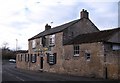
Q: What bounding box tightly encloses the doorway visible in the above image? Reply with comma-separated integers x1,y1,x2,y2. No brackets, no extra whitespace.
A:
40,57,43,69
104,67,108,79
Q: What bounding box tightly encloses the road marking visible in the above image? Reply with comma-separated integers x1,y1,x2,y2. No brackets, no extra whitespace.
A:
4,70,25,81
15,76,25,81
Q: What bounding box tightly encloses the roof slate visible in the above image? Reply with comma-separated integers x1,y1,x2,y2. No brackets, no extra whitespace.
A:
64,28,120,45
28,19,80,40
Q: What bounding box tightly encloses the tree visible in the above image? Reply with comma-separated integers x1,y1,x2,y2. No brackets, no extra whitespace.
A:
2,42,16,59
2,42,9,50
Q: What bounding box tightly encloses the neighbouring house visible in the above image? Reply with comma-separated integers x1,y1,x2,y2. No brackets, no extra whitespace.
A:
16,9,120,80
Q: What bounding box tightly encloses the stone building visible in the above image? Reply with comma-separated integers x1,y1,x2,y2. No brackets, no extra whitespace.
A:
16,9,120,80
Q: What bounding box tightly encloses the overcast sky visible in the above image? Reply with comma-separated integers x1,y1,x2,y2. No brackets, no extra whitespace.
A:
0,0,119,50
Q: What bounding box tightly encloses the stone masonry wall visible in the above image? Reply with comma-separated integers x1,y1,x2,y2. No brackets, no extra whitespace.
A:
43,32,65,73
104,43,120,79
63,42,105,79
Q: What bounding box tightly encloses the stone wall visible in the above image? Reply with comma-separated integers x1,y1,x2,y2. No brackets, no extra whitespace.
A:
63,42,104,78
43,32,65,73
104,43,120,79
16,53,29,70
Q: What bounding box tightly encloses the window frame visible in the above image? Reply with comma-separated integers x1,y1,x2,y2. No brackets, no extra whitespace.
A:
49,34,55,46
49,54,54,64
85,53,91,61
73,44,80,56
47,53,57,65
40,38,42,46
18,54,21,61
112,44,120,51
20,54,22,61
31,54,37,63
25,54,29,62
32,40,36,49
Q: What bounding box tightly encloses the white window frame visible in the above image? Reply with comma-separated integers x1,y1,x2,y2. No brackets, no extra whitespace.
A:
49,54,54,64
32,40,36,48
40,38,42,46
25,54,29,62
49,34,55,46
73,45,80,56
112,44,120,50
31,54,37,63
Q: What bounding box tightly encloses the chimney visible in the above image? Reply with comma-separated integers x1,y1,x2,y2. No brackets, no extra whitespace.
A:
80,9,89,19
45,24,51,30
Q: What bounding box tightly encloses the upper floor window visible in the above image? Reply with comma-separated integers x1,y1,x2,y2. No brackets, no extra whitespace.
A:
40,38,42,46
49,34,55,46
73,45,80,56
32,40,36,48
42,36,46,47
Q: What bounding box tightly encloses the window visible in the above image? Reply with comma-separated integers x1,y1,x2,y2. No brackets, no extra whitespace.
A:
85,53,91,61
49,34,55,46
20,54,23,61
31,54,37,63
47,53,57,65
73,45,80,56
25,54,29,62
40,38,42,46
49,54,54,64
49,38,52,45
32,40,36,48
42,36,46,47
18,54,21,61
112,44,120,50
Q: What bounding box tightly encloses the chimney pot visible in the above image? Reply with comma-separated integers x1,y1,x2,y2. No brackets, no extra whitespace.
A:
80,9,89,19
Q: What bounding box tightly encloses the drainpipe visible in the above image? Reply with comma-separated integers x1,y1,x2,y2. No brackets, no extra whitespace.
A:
103,42,107,79
118,51,120,80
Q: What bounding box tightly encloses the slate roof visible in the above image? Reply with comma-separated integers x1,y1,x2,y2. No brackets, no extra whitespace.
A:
16,50,28,54
64,28,120,45
28,19,80,40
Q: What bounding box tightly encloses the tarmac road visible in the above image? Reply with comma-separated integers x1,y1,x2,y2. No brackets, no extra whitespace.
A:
2,60,118,83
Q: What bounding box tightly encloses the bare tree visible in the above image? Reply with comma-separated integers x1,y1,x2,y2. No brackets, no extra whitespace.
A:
2,42,9,50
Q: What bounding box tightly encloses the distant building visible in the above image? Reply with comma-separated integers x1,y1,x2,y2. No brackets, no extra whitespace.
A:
16,9,120,80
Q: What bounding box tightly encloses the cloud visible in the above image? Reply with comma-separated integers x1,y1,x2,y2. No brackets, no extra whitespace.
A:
0,0,119,50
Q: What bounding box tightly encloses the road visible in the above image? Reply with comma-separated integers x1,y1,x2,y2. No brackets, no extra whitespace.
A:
2,61,118,82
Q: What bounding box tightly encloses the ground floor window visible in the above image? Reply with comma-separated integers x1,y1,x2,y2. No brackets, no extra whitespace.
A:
85,53,91,61
25,54,29,62
20,54,23,61
112,44,120,50
49,54,54,64
47,53,57,65
18,54,21,61
31,54,37,63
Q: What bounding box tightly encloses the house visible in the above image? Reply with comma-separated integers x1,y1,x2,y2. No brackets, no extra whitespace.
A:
16,9,120,80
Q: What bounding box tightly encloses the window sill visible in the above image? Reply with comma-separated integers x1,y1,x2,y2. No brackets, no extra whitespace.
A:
73,54,79,57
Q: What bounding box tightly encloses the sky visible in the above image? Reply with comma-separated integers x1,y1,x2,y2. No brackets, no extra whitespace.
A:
0,0,119,50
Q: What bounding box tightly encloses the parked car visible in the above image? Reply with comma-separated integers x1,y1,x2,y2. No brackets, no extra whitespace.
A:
9,59,16,63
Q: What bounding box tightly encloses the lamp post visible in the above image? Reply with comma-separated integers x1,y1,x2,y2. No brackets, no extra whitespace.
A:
16,39,18,51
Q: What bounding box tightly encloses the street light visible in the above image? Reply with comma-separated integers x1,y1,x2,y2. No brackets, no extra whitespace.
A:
16,39,18,51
